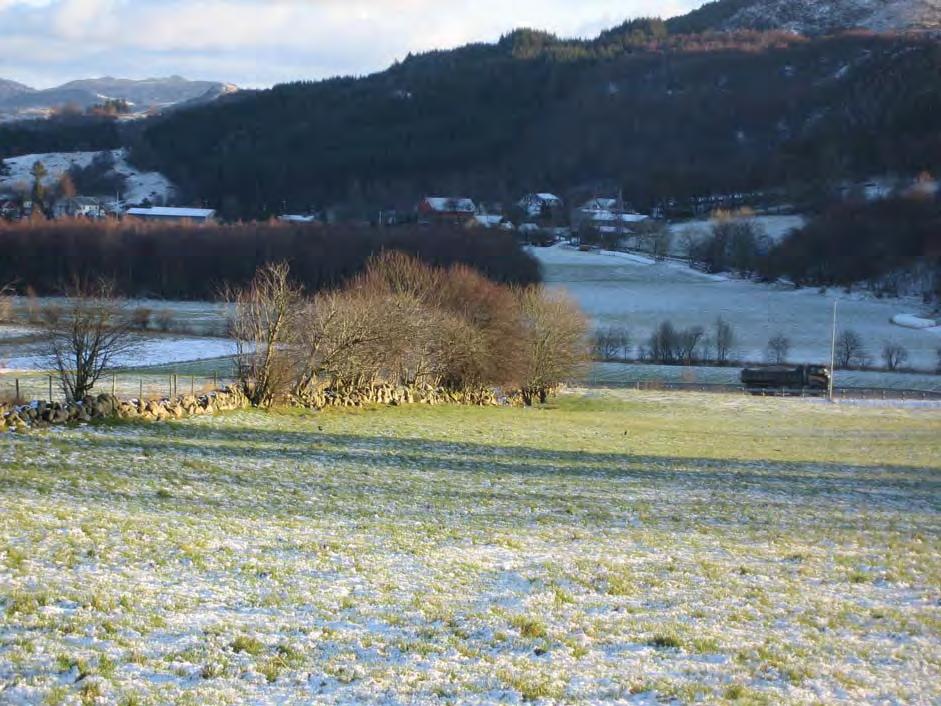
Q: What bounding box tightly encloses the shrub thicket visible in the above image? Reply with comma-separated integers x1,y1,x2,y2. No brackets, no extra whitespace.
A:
230,255,588,407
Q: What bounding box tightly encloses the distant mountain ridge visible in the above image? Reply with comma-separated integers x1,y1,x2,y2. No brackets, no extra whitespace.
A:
0,75,237,119
0,78,34,101
672,0,941,35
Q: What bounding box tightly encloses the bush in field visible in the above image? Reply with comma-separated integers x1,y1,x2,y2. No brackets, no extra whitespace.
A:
690,213,765,276
154,310,174,332
130,307,152,330
835,329,870,370
713,316,736,366
294,253,526,395
881,341,909,371
516,286,590,405
644,320,707,365
232,254,586,407
766,333,791,364
227,262,304,408
0,282,14,323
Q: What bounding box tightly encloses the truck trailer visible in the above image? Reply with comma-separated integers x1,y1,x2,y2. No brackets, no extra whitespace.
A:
740,365,831,393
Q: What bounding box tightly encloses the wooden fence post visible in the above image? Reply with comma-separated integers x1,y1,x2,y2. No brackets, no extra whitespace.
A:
15,378,20,402
48,375,53,402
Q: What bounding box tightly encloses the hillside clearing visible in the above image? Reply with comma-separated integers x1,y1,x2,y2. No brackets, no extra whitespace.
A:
0,149,173,205
1,391,939,704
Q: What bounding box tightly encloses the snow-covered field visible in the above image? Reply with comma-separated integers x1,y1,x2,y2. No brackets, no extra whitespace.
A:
8,297,231,337
0,149,174,205
669,214,807,250
534,245,941,371
0,336,236,374
0,391,938,704
0,323,236,375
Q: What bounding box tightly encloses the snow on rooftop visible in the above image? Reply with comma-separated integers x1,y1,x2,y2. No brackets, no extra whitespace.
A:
423,197,476,213
592,211,649,223
474,215,506,228
127,207,215,219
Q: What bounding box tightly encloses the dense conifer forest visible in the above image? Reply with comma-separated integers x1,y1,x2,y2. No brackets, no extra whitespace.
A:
123,27,941,219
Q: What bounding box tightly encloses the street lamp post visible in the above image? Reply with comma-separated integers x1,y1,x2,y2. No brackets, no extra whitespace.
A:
828,300,838,402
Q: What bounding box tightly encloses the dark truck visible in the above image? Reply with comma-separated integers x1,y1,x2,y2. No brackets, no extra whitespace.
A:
741,365,831,394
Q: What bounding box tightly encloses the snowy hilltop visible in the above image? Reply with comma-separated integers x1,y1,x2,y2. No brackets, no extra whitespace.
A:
690,0,941,35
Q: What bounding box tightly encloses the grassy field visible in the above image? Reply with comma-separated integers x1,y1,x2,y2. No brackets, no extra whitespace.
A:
1,391,939,705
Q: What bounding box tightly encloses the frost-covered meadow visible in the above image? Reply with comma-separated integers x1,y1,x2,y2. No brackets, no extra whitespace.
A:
534,245,941,371
1,391,939,705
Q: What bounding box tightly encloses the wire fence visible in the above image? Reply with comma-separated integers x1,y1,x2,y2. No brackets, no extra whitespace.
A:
3,373,940,406
609,381,941,400
0,372,235,405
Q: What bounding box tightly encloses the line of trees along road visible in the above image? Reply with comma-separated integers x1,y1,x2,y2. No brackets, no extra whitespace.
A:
0,220,540,299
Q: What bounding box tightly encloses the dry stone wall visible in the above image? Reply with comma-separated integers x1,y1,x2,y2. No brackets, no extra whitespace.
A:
0,382,517,431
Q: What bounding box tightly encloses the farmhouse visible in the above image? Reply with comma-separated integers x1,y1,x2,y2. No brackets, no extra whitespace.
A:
417,197,477,225
0,199,19,219
53,196,106,219
126,206,217,224
519,193,563,218
278,214,319,224
576,197,649,233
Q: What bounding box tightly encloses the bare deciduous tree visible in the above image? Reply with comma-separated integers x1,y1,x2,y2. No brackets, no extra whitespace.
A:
294,289,387,393
835,329,870,370
41,279,136,402
592,326,631,362
0,281,13,323
227,262,304,408
881,341,909,371
517,287,590,405
714,316,736,366
766,334,791,364
646,321,679,364
676,325,706,366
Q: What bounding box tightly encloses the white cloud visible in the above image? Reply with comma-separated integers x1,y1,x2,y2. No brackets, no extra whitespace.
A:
0,0,703,87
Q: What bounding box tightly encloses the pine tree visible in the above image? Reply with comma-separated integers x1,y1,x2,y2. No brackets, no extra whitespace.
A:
30,160,48,212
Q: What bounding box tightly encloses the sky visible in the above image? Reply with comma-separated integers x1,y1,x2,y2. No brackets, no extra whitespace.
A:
0,0,704,88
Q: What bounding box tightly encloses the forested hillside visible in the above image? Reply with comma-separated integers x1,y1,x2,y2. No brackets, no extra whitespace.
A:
129,25,941,219
0,116,122,160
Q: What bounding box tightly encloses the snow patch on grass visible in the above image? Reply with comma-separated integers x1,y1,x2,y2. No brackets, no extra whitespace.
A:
0,392,938,704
